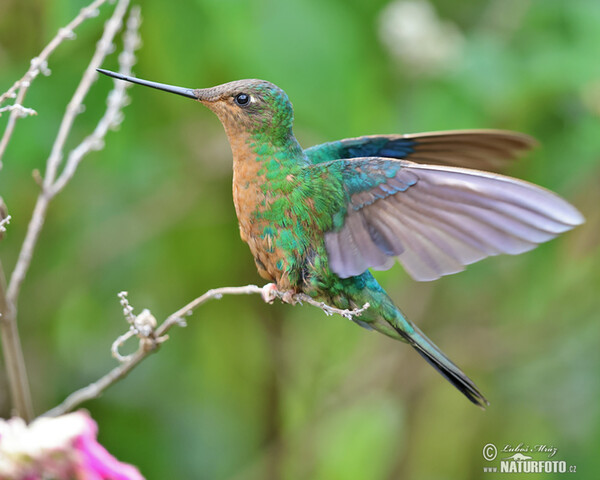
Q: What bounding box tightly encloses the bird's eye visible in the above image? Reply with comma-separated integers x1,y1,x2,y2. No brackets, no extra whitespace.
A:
234,93,250,106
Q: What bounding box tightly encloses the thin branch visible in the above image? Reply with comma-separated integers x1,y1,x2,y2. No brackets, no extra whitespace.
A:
43,284,370,417
42,344,149,418
0,0,137,421
51,5,141,196
0,105,37,118
0,262,33,420
0,215,10,234
42,1,132,193
0,0,110,168
261,285,370,319
0,192,32,419
7,0,132,312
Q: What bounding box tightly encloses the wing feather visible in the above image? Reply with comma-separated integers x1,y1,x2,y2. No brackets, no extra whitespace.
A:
306,129,536,172
323,159,583,281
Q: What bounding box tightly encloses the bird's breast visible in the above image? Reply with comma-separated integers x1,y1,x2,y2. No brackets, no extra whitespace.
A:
230,153,293,287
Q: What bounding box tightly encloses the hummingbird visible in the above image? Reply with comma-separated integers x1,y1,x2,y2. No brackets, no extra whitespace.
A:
97,69,584,407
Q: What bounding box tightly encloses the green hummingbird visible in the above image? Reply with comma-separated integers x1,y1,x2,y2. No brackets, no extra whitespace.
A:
98,69,584,407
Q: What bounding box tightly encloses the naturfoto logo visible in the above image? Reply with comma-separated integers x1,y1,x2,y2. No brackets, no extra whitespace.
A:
482,443,576,474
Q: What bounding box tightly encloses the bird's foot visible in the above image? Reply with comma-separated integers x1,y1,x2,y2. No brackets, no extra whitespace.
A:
261,283,296,304
280,290,296,304
261,283,279,304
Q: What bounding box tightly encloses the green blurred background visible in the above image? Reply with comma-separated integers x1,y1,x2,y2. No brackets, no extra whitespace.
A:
1,0,599,478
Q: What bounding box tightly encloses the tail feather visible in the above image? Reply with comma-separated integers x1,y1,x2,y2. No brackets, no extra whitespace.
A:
339,272,488,407
395,321,488,408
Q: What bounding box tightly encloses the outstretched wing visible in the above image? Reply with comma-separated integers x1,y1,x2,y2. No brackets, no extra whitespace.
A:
320,158,583,281
305,130,536,173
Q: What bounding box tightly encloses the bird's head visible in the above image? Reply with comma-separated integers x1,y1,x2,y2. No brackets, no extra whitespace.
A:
97,70,294,143
195,79,294,139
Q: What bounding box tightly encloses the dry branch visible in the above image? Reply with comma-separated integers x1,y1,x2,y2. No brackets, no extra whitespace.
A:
0,0,140,421
43,284,369,417
0,0,111,168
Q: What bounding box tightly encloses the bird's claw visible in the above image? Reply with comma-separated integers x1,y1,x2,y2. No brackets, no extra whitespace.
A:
280,290,295,304
261,283,296,304
261,283,279,304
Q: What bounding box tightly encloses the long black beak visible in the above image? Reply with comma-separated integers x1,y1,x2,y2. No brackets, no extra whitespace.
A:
97,69,197,99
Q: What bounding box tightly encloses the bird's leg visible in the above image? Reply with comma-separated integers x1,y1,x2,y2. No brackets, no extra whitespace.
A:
261,283,296,304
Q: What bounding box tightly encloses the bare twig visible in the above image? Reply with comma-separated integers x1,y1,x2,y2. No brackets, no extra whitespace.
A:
0,197,9,241
112,291,159,362
7,0,133,316
0,105,37,118
43,284,370,417
51,5,142,196
42,345,147,418
0,262,32,420
0,0,138,421
295,293,370,318
0,215,10,234
0,0,110,168
260,284,370,319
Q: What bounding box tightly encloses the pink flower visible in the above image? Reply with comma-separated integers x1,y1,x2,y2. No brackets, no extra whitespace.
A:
0,410,144,480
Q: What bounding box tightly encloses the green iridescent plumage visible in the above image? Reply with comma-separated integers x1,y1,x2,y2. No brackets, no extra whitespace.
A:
98,69,585,408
